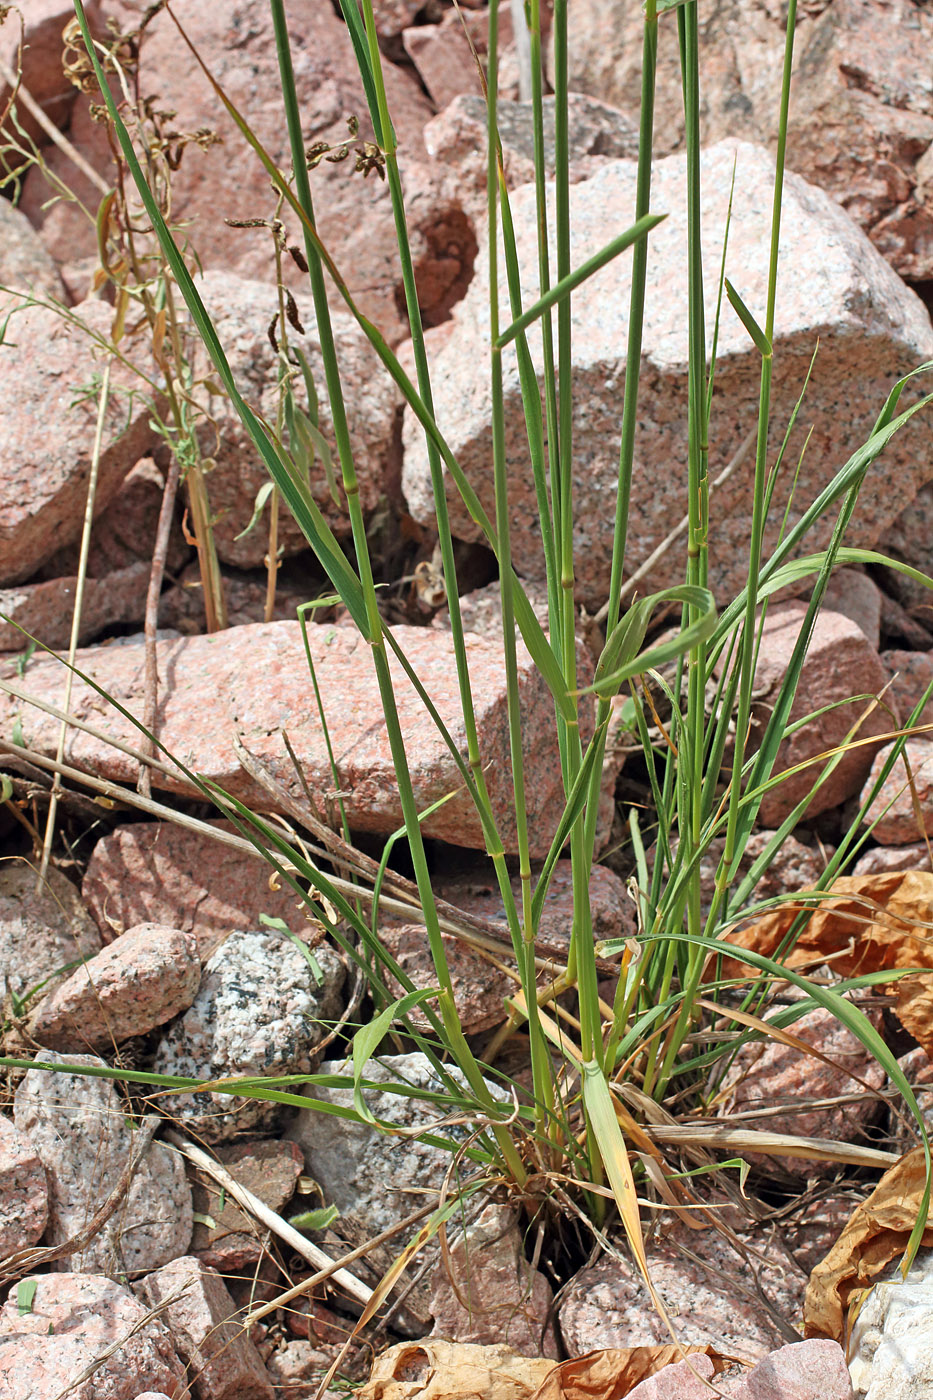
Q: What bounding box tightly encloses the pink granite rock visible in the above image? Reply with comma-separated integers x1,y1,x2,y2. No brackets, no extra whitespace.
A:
189,1139,304,1270
401,142,933,610
1,618,574,857
29,923,201,1052
185,271,396,570
0,1272,185,1400
38,456,189,580
860,738,933,844
380,857,633,1032
822,570,883,651
0,859,102,1005
881,650,933,728
559,1226,802,1365
623,1357,717,1400
852,841,933,875
742,601,890,826
0,562,151,653
0,298,156,585
0,196,65,314
724,1339,853,1399
20,0,434,341
136,1255,274,1400
0,1114,49,1256
0,1,102,143
264,1340,339,1395
558,0,933,281
403,6,511,112
13,1052,193,1275
717,1004,886,1172
82,819,311,960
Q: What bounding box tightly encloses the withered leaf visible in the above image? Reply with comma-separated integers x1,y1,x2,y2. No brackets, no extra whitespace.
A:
804,1145,933,1342
529,1346,725,1400
358,1340,556,1400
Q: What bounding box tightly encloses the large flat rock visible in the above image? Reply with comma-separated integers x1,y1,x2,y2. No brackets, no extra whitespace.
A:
401,141,933,610
1,619,571,856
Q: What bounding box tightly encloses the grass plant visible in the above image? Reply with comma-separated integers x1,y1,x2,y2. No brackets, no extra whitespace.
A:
3,0,933,1351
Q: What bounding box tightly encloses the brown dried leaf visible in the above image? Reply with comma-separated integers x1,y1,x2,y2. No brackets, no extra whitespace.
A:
529,1347,725,1400
358,1340,557,1400
804,1146,933,1341
720,871,933,1053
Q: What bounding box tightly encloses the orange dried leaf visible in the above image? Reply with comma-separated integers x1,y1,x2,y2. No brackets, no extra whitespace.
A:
720,871,933,1052
803,1146,933,1342
529,1346,725,1400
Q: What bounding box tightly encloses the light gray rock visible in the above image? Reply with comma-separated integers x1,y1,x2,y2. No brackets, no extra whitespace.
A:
853,842,933,876
0,860,102,1006
13,1052,193,1275
401,141,933,610
188,270,397,570
0,1272,185,1400
287,1052,505,1237
849,1247,933,1399
29,923,201,1052
152,928,345,1143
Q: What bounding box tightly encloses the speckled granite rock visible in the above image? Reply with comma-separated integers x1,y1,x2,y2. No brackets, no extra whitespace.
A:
136,1256,273,1400
559,1218,804,1365
20,0,434,340
0,1272,185,1400
0,619,573,857
152,928,345,1143
0,1115,49,1256
82,820,309,960
716,1004,886,1174
739,601,889,826
29,923,201,1052
186,271,396,570
0,562,151,653
189,1139,304,1269
0,196,66,316
623,1357,717,1400
860,738,933,844
875,480,933,621
13,1052,193,1275
853,842,933,876
402,142,933,609
849,1247,933,1399
428,1202,558,1357
0,860,102,1005
0,299,156,586
557,0,933,282
725,1340,854,1399
380,857,633,1033
287,1052,506,1237
823,569,883,651
881,650,933,728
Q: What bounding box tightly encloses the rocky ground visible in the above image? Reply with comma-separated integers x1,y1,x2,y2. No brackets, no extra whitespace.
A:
2,1,933,1398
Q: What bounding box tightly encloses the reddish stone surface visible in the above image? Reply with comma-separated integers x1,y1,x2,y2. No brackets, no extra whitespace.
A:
0,562,151,653
0,299,156,586
0,860,102,1005
264,1339,341,1396
82,819,311,960
402,144,933,610
717,1004,886,1169
136,1255,274,1400
380,857,633,1032
852,841,933,875
21,0,435,342
29,922,201,1052
559,0,933,281
13,1052,193,1275
428,1202,558,1357
822,569,882,651
0,1,101,143
0,198,65,313
0,1272,185,1400
0,1114,49,1256
559,1218,805,1364
185,271,397,570
742,601,890,826
623,1357,717,1400
189,1139,304,1270
2,619,574,857
881,649,933,727
723,1339,853,1400
860,737,933,844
